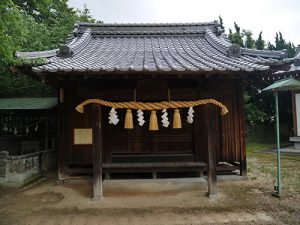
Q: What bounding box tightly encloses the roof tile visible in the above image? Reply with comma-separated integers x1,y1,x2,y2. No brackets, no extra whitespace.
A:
16,22,292,74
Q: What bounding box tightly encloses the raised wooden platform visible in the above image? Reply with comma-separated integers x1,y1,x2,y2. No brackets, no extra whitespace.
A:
103,161,207,173
65,161,239,175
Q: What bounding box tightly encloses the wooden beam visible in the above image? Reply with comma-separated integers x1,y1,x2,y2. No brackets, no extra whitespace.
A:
206,105,217,197
92,104,103,200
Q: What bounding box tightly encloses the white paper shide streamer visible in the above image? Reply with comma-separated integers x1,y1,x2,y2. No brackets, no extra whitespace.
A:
161,109,170,127
137,109,145,126
108,108,119,125
187,107,194,124
14,127,18,135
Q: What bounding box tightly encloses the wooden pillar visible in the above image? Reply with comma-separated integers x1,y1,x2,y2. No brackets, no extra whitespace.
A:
238,82,247,176
57,96,64,180
194,107,206,177
44,110,49,150
206,105,217,197
291,90,297,136
92,104,103,200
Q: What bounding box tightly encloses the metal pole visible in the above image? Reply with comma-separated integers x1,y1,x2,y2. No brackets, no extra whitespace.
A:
274,90,281,195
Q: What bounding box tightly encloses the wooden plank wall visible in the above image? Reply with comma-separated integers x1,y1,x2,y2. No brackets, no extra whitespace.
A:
58,78,245,172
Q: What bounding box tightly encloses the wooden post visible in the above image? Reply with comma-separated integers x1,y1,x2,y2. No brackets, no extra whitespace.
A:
206,105,217,197
44,110,49,150
238,82,247,176
92,104,103,200
57,94,64,180
152,171,158,179
291,90,297,136
194,107,207,177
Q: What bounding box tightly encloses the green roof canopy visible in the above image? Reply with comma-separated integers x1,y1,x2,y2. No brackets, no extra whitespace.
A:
262,78,300,92
0,97,57,110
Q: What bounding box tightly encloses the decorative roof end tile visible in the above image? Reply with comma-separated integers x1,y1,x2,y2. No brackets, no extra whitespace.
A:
294,58,300,67
281,49,288,59
57,45,73,57
228,44,241,57
295,45,300,58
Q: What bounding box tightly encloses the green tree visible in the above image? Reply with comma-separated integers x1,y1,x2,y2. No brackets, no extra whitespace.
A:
0,1,98,97
218,15,225,33
0,0,25,68
267,41,275,50
228,22,244,47
255,31,265,50
13,0,55,23
268,32,296,57
77,3,102,23
247,31,295,129
0,0,78,68
243,30,255,49
234,22,241,34
228,32,244,47
285,42,296,58
244,92,268,125
276,32,285,50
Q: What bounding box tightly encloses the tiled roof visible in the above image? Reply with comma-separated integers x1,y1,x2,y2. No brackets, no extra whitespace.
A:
270,46,300,77
0,97,57,110
16,21,294,74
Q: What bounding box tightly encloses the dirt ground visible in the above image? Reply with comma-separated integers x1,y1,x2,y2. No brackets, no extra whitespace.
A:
0,149,299,225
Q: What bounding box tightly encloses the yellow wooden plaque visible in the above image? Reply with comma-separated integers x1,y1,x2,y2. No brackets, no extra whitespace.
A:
73,128,93,145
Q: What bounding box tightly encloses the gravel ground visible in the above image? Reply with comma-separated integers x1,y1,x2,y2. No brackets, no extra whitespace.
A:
0,172,299,225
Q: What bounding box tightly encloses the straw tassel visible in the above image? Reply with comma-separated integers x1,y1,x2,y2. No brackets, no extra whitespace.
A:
149,111,159,131
173,109,182,129
124,109,133,129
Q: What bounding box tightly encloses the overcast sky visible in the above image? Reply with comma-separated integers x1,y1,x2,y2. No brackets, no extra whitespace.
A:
68,0,299,45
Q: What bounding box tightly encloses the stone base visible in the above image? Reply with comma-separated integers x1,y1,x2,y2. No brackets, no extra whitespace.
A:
289,136,300,150
0,149,57,188
92,196,103,201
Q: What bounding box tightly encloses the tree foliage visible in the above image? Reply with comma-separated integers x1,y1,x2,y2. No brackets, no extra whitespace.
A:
255,31,265,50
0,0,98,97
218,16,225,33
228,22,244,47
243,30,255,49
244,92,268,126
267,32,296,57
244,84,292,127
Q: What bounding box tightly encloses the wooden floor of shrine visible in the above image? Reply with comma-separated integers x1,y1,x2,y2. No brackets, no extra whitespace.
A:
64,161,240,179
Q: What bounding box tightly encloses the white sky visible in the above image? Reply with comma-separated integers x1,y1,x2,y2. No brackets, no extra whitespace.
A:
68,0,300,45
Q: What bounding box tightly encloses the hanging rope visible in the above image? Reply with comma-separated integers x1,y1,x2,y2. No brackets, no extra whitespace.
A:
75,98,229,116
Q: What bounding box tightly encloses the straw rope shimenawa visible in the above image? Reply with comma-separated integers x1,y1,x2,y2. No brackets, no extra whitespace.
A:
75,99,229,116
